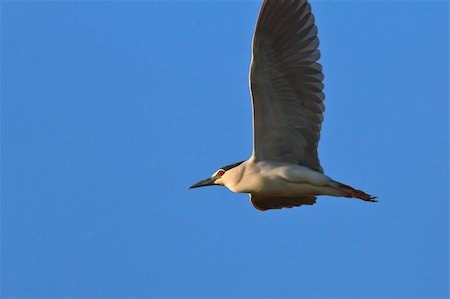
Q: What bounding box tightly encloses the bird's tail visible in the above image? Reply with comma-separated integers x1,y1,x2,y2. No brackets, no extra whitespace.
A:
333,181,377,202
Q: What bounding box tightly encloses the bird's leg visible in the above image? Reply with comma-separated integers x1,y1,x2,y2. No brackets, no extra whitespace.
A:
334,182,377,202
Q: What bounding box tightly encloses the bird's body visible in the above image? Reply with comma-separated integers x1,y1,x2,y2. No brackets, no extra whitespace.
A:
190,0,376,211
219,158,334,196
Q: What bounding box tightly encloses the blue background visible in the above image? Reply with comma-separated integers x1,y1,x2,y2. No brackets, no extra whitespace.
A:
1,0,448,298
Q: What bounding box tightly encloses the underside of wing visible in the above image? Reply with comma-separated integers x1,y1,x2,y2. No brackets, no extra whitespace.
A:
250,195,317,211
250,0,325,173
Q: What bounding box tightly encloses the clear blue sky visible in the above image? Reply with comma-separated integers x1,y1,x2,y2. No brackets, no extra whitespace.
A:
1,0,448,298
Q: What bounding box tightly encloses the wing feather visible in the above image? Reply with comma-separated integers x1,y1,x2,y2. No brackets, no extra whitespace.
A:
250,195,317,211
250,0,325,172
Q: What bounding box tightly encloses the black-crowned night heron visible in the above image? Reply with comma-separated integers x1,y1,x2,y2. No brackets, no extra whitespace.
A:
190,0,377,211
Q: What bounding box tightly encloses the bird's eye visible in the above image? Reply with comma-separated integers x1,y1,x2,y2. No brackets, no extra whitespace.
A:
217,170,225,177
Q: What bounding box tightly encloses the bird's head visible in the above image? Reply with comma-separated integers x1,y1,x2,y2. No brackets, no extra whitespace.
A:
189,161,244,189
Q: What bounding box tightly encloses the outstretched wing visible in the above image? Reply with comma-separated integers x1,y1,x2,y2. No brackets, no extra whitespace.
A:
250,0,325,172
250,195,317,211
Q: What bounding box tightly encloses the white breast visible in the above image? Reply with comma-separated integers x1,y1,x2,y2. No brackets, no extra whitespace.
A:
223,158,333,197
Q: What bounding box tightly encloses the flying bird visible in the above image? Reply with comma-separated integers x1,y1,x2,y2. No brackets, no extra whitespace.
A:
190,0,376,211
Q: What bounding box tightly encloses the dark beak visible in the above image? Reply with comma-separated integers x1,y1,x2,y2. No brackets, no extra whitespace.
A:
189,177,218,189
